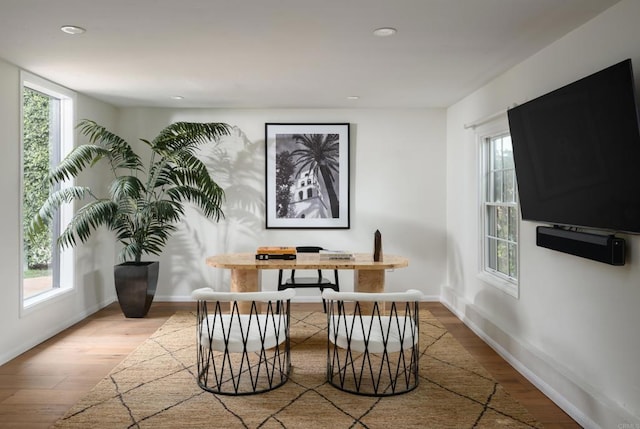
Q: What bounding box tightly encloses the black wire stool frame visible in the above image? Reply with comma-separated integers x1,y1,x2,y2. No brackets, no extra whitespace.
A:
194,291,292,395
324,292,420,396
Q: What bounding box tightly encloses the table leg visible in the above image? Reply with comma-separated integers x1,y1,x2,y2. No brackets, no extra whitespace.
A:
354,270,385,314
230,268,260,313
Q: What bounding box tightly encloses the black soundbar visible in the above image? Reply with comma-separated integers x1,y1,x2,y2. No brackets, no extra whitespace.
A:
536,226,625,266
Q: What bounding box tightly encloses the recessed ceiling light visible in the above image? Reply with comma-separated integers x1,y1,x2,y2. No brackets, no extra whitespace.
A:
170,95,184,100
60,25,86,35
373,27,397,37
347,96,360,100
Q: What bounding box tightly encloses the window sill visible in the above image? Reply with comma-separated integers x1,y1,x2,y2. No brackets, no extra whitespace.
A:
21,287,75,316
477,271,519,299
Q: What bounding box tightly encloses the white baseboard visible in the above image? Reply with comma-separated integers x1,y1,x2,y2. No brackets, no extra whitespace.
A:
441,286,638,429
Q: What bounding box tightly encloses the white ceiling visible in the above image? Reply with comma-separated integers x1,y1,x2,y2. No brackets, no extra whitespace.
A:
0,0,620,109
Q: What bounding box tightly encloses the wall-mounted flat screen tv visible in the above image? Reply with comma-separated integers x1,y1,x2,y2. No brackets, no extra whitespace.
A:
507,59,640,234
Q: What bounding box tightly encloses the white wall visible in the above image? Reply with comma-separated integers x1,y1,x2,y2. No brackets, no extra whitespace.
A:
445,1,640,427
0,58,118,364
115,107,447,302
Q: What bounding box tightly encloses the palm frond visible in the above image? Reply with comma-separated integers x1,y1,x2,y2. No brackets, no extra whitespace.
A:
30,186,92,235
290,133,340,178
111,215,135,241
165,148,205,171
148,162,174,188
48,145,110,184
152,122,231,152
117,220,177,262
166,186,224,220
109,175,146,201
119,242,144,262
145,224,176,249
173,154,223,192
57,200,119,248
148,199,184,223
77,119,143,171
151,152,225,211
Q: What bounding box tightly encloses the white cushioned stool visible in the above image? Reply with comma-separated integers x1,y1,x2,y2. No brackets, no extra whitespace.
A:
322,289,422,396
192,287,295,395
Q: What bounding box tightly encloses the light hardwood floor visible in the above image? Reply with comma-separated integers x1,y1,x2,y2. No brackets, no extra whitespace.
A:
0,302,580,428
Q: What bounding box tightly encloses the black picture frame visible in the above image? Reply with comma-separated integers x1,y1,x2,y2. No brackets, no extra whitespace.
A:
265,123,350,229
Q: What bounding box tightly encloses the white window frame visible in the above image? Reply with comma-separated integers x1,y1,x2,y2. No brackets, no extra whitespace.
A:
476,118,519,298
20,71,76,313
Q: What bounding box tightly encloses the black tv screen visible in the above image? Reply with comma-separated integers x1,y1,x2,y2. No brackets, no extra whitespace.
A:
507,59,640,234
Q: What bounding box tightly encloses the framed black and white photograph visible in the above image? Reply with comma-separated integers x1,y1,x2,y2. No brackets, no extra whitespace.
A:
265,123,350,229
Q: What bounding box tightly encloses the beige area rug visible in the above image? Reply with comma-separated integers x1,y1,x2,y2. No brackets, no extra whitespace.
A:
53,311,543,429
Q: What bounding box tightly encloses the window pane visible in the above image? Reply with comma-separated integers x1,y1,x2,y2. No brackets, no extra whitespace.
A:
497,240,508,275
508,206,518,241
492,137,503,170
503,136,514,169
487,206,497,237
487,238,497,270
483,131,518,284
509,243,518,278
22,73,74,306
23,88,56,298
504,169,515,202
493,171,503,202
497,206,508,239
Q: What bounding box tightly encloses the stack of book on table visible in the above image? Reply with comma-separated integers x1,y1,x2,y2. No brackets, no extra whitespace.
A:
318,249,354,260
255,246,297,260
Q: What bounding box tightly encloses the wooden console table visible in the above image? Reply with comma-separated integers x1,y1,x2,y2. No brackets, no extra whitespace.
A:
206,253,409,312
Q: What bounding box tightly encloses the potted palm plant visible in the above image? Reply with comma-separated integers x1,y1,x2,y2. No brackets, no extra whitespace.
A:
30,119,232,317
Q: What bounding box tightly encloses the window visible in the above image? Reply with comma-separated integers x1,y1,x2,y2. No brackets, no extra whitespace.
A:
480,131,519,297
21,71,75,309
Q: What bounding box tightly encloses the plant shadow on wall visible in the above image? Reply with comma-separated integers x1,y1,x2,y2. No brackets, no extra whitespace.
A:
207,128,265,248
166,127,264,293
29,119,233,317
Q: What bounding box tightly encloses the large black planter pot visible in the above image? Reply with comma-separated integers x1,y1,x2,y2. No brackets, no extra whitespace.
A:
114,261,159,318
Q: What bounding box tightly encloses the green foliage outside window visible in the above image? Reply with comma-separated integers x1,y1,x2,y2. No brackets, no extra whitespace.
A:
23,88,53,269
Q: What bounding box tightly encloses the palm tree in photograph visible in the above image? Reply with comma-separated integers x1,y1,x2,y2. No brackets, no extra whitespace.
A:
290,133,340,218
275,150,295,217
